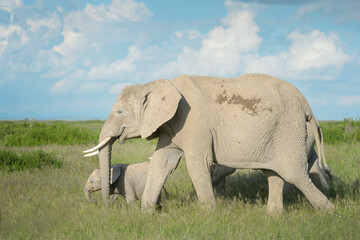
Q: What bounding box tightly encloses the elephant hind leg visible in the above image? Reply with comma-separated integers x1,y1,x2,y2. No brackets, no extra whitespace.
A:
292,177,334,212
262,169,284,214
309,172,329,195
287,150,332,211
308,151,330,195
274,118,333,212
279,165,334,212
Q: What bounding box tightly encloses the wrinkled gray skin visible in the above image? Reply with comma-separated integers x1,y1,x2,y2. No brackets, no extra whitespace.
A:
84,162,164,205
90,74,334,213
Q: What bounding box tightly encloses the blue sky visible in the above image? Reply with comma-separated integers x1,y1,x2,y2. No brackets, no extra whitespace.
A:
0,0,359,120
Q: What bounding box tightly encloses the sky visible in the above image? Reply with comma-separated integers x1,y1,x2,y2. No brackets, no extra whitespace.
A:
0,0,359,120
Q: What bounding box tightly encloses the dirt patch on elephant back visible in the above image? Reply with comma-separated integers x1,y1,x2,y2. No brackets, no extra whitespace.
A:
216,90,262,116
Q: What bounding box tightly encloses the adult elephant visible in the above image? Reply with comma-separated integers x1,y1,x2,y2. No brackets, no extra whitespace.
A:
84,73,334,213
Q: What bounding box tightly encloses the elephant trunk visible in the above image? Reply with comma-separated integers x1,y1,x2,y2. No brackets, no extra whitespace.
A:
99,134,116,205
84,186,92,202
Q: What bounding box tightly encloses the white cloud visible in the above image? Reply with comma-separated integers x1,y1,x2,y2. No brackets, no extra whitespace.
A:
84,0,152,22
59,0,152,36
0,24,28,44
50,69,85,94
157,1,262,77
110,83,131,95
0,39,8,55
50,78,75,94
152,0,349,81
286,30,349,71
0,0,22,12
56,6,63,13
245,30,350,80
73,69,86,78
53,28,87,57
52,0,151,65
175,30,202,40
26,13,61,32
88,46,141,80
0,24,28,56
83,60,92,66
337,95,360,107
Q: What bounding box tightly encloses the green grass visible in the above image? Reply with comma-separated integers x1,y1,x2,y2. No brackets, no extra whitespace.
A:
0,149,62,173
0,120,359,239
0,120,101,146
321,118,360,145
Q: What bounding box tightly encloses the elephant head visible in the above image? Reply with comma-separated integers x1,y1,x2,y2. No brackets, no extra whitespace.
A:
84,165,122,202
83,79,182,204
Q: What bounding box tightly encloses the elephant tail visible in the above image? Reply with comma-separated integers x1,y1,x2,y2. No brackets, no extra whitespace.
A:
308,115,332,179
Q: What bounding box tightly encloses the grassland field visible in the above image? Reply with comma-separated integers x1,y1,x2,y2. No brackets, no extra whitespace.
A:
0,120,359,239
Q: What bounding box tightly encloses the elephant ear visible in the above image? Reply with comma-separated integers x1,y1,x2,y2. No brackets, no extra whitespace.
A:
139,79,182,139
110,164,121,184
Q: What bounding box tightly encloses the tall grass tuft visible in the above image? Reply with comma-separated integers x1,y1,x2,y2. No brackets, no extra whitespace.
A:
0,120,99,146
321,118,360,144
0,149,62,172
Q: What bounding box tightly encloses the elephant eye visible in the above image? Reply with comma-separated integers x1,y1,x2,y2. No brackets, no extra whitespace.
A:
116,107,125,114
115,107,125,116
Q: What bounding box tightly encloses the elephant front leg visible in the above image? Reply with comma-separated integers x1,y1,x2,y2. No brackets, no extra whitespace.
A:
262,169,284,214
141,136,183,212
185,152,216,210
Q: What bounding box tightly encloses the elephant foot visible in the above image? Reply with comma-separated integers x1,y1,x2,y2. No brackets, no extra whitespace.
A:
141,201,156,213
263,170,284,215
267,204,283,215
199,199,216,210
319,201,335,214
109,194,119,205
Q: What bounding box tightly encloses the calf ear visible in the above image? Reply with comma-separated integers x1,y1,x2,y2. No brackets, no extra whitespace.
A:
110,164,122,184
139,79,182,139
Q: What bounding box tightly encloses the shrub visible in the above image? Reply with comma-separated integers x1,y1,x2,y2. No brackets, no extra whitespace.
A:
0,150,63,173
0,120,99,146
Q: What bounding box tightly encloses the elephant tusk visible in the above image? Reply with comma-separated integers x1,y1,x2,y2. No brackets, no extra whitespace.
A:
83,137,111,153
84,150,99,157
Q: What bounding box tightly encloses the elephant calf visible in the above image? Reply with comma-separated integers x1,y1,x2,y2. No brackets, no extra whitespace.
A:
84,162,162,205
85,161,238,205
210,164,236,194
